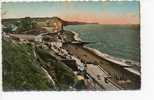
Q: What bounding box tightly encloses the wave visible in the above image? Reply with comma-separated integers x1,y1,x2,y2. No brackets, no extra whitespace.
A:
84,46,140,66
84,46,141,76
67,29,140,75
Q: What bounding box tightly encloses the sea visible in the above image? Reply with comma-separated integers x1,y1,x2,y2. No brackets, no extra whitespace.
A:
64,24,140,63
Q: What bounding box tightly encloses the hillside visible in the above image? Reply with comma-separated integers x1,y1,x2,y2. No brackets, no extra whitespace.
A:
2,17,98,27
2,39,77,91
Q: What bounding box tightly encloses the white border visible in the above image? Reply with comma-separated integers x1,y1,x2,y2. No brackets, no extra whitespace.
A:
1,0,154,100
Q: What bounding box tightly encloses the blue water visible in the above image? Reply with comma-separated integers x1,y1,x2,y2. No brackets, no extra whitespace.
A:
64,24,140,62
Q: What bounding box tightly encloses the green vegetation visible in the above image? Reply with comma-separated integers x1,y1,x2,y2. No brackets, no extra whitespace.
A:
2,39,77,91
2,39,55,91
35,48,77,90
62,30,75,42
16,17,37,33
2,25,13,33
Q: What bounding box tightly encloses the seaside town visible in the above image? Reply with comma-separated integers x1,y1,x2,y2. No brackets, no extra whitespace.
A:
2,17,141,91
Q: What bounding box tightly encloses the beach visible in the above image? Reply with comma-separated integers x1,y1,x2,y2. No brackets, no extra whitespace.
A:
62,30,141,90
2,1,141,91
2,17,141,90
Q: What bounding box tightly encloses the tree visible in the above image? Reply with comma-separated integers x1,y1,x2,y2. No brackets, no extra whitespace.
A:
20,17,33,31
2,25,13,33
17,17,37,33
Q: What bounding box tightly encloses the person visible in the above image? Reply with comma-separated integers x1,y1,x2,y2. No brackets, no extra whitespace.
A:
97,74,101,80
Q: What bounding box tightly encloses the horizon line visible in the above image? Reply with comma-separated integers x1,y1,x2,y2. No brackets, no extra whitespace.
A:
2,16,140,25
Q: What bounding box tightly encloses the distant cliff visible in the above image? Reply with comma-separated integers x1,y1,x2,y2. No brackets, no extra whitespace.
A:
2,16,98,26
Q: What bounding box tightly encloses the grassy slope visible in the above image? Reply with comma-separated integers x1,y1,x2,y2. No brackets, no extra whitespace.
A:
2,39,55,91
2,39,77,91
35,47,77,90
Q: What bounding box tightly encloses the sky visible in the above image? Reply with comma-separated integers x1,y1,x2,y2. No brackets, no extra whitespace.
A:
2,1,140,24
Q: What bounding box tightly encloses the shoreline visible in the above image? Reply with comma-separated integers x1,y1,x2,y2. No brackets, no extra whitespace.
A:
67,30,140,67
66,30,141,76
3,27,141,90
67,30,82,41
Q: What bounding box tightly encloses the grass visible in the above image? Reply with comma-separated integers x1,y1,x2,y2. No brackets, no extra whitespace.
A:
2,39,52,91
2,39,77,91
35,47,77,90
